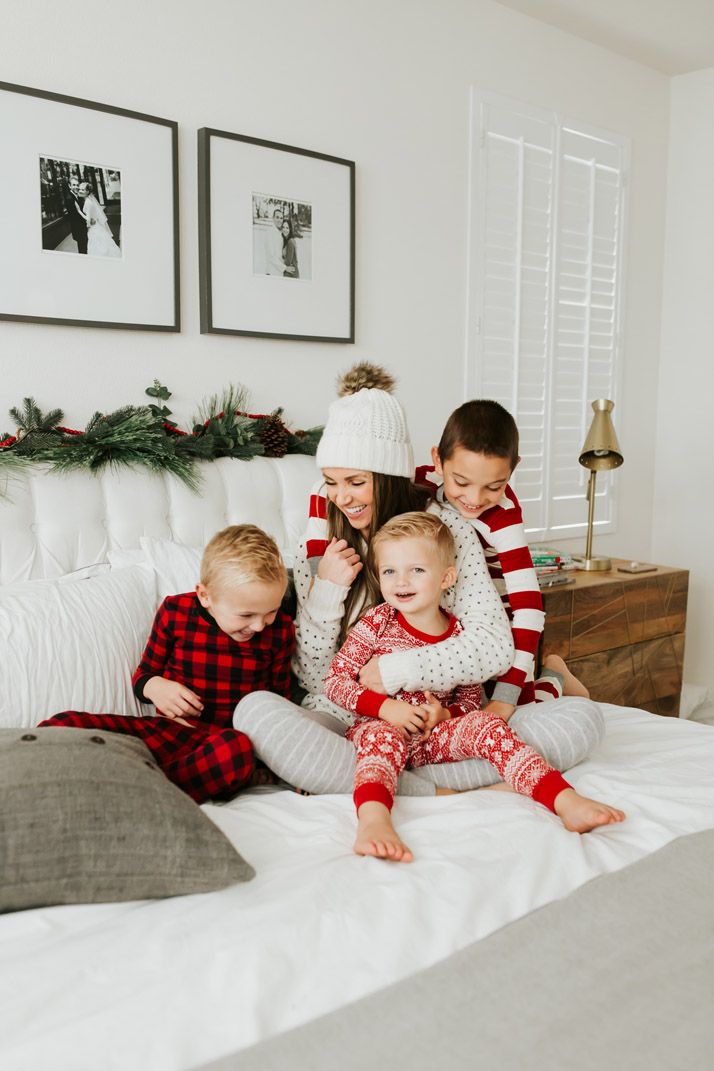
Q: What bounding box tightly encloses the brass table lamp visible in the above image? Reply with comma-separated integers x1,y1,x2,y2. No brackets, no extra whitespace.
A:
573,399,623,572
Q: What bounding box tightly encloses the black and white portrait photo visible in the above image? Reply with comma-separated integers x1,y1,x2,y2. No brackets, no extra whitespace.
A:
252,193,312,280
40,157,122,258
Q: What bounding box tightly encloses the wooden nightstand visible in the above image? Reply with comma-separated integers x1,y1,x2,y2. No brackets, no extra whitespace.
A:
540,560,689,716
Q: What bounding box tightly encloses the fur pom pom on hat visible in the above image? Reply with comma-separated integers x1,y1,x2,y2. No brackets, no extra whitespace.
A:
337,362,396,397
316,362,414,477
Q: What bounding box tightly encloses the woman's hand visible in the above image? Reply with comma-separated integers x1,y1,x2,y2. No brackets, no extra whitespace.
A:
143,676,203,726
358,655,386,693
379,698,426,736
317,537,363,586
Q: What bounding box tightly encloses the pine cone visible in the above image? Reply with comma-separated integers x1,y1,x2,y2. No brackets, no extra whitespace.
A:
260,413,289,458
337,362,396,396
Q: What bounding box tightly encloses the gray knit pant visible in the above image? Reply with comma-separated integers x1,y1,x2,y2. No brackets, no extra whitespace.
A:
234,692,606,796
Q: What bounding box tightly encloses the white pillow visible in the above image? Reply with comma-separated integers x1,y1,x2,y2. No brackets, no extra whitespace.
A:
139,536,203,600
0,565,158,729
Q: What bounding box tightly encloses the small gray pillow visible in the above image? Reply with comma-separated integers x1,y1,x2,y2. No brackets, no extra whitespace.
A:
0,727,254,912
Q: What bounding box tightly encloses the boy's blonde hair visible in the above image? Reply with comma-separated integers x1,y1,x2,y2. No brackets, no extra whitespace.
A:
200,524,287,593
370,511,456,571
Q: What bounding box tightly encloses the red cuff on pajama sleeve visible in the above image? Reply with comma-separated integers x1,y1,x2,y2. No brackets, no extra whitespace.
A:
355,690,387,718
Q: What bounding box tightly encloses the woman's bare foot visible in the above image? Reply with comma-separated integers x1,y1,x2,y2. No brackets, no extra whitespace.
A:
355,801,413,862
435,786,459,796
543,654,590,698
553,788,625,833
478,781,515,793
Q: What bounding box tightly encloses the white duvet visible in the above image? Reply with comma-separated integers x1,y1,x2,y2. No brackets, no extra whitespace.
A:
2,705,713,1071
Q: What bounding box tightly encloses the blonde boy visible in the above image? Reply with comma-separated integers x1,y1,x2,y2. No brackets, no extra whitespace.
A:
325,513,624,862
41,525,294,803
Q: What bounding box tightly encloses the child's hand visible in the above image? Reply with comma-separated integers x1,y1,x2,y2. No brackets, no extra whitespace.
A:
317,538,363,587
144,676,204,725
418,691,450,739
379,699,426,736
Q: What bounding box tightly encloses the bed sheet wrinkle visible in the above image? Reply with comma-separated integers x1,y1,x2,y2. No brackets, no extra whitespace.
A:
1,706,714,1071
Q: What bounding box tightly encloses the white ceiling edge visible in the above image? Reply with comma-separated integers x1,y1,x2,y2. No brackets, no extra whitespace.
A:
491,0,714,76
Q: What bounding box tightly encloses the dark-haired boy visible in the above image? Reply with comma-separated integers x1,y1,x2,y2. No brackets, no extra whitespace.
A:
416,399,588,722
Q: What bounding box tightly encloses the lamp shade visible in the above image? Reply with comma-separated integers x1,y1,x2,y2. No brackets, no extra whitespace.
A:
578,399,623,472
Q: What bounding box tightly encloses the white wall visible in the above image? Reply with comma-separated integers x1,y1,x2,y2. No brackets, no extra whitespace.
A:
0,0,668,559
654,67,714,692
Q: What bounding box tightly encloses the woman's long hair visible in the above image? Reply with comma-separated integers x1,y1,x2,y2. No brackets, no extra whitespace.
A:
327,472,430,645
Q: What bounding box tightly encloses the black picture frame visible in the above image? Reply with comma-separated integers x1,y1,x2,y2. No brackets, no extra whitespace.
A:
198,127,354,343
0,80,180,332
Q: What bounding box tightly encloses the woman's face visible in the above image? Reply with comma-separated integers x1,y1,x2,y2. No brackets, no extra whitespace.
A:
322,468,374,534
79,183,90,198
281,221,290,238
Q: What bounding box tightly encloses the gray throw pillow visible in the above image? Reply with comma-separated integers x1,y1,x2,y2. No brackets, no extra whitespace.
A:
0,727,254,912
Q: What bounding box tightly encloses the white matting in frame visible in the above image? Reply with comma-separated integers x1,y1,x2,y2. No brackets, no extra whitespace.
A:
0,81,179,331
199,129,354,342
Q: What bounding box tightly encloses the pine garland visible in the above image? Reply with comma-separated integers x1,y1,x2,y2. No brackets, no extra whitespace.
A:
0,381,322,497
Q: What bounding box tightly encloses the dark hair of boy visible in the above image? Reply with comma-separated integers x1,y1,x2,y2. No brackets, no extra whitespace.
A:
437,400,519,468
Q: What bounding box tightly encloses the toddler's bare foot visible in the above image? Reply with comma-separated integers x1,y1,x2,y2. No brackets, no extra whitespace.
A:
554,788,625,833
543,654,590,698
355,801,413,862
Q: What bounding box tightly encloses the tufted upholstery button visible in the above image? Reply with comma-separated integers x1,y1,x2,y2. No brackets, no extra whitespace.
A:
20,733,37,741
144,760,157,769
90,735,105,745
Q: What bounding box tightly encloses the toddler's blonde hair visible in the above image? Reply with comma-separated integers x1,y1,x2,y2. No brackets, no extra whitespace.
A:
370,511,456,571
200,524,287,593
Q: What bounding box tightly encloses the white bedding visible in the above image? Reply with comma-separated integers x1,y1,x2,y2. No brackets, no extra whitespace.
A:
2,704,713,1071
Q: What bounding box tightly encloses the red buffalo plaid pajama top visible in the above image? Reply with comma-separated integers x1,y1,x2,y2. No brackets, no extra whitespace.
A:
40,593,295,803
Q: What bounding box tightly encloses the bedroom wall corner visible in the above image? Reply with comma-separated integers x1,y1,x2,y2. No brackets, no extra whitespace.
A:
653,66,714,694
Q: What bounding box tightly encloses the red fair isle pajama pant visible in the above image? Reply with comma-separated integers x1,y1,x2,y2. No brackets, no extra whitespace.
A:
346,712,571,813
39,712,255,803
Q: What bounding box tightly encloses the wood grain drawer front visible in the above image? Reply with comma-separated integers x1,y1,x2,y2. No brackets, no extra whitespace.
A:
567,633,685,716
542,570,688,660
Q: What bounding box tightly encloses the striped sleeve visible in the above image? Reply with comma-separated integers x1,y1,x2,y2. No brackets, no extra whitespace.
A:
474,485,544,705
304,480,330,575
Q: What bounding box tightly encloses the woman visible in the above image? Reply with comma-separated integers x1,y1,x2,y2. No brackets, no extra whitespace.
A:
281,219,299,278
79,182,121,258
234,364,604,795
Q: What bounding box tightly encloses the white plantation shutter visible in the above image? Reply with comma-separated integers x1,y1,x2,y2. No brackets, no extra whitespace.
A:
467,91,628,540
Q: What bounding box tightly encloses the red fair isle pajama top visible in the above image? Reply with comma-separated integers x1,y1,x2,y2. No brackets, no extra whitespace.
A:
324,603,570,813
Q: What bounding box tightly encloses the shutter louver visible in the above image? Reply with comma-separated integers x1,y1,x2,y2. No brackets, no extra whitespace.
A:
468,93,628,539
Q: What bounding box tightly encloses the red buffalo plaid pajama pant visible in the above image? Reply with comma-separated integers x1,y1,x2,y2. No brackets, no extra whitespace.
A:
347,711,571,813
39,712,255,803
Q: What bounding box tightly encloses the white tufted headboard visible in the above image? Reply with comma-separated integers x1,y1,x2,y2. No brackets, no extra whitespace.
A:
0,455,318,585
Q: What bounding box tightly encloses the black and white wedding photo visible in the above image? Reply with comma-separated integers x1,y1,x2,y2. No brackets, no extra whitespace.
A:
40,157,122,257
251,192,312,280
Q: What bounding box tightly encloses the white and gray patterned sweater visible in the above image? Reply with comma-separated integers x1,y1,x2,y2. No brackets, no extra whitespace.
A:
292,501,514,726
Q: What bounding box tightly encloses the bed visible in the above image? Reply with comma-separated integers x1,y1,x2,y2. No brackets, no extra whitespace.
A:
1,457,713,1071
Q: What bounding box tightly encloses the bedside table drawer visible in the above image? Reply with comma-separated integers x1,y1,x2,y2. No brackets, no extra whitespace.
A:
566,633,686,716
542,570,688,659
540,560,688,716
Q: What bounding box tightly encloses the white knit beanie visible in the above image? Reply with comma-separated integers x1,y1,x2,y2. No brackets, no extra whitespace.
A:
316,363,414,477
